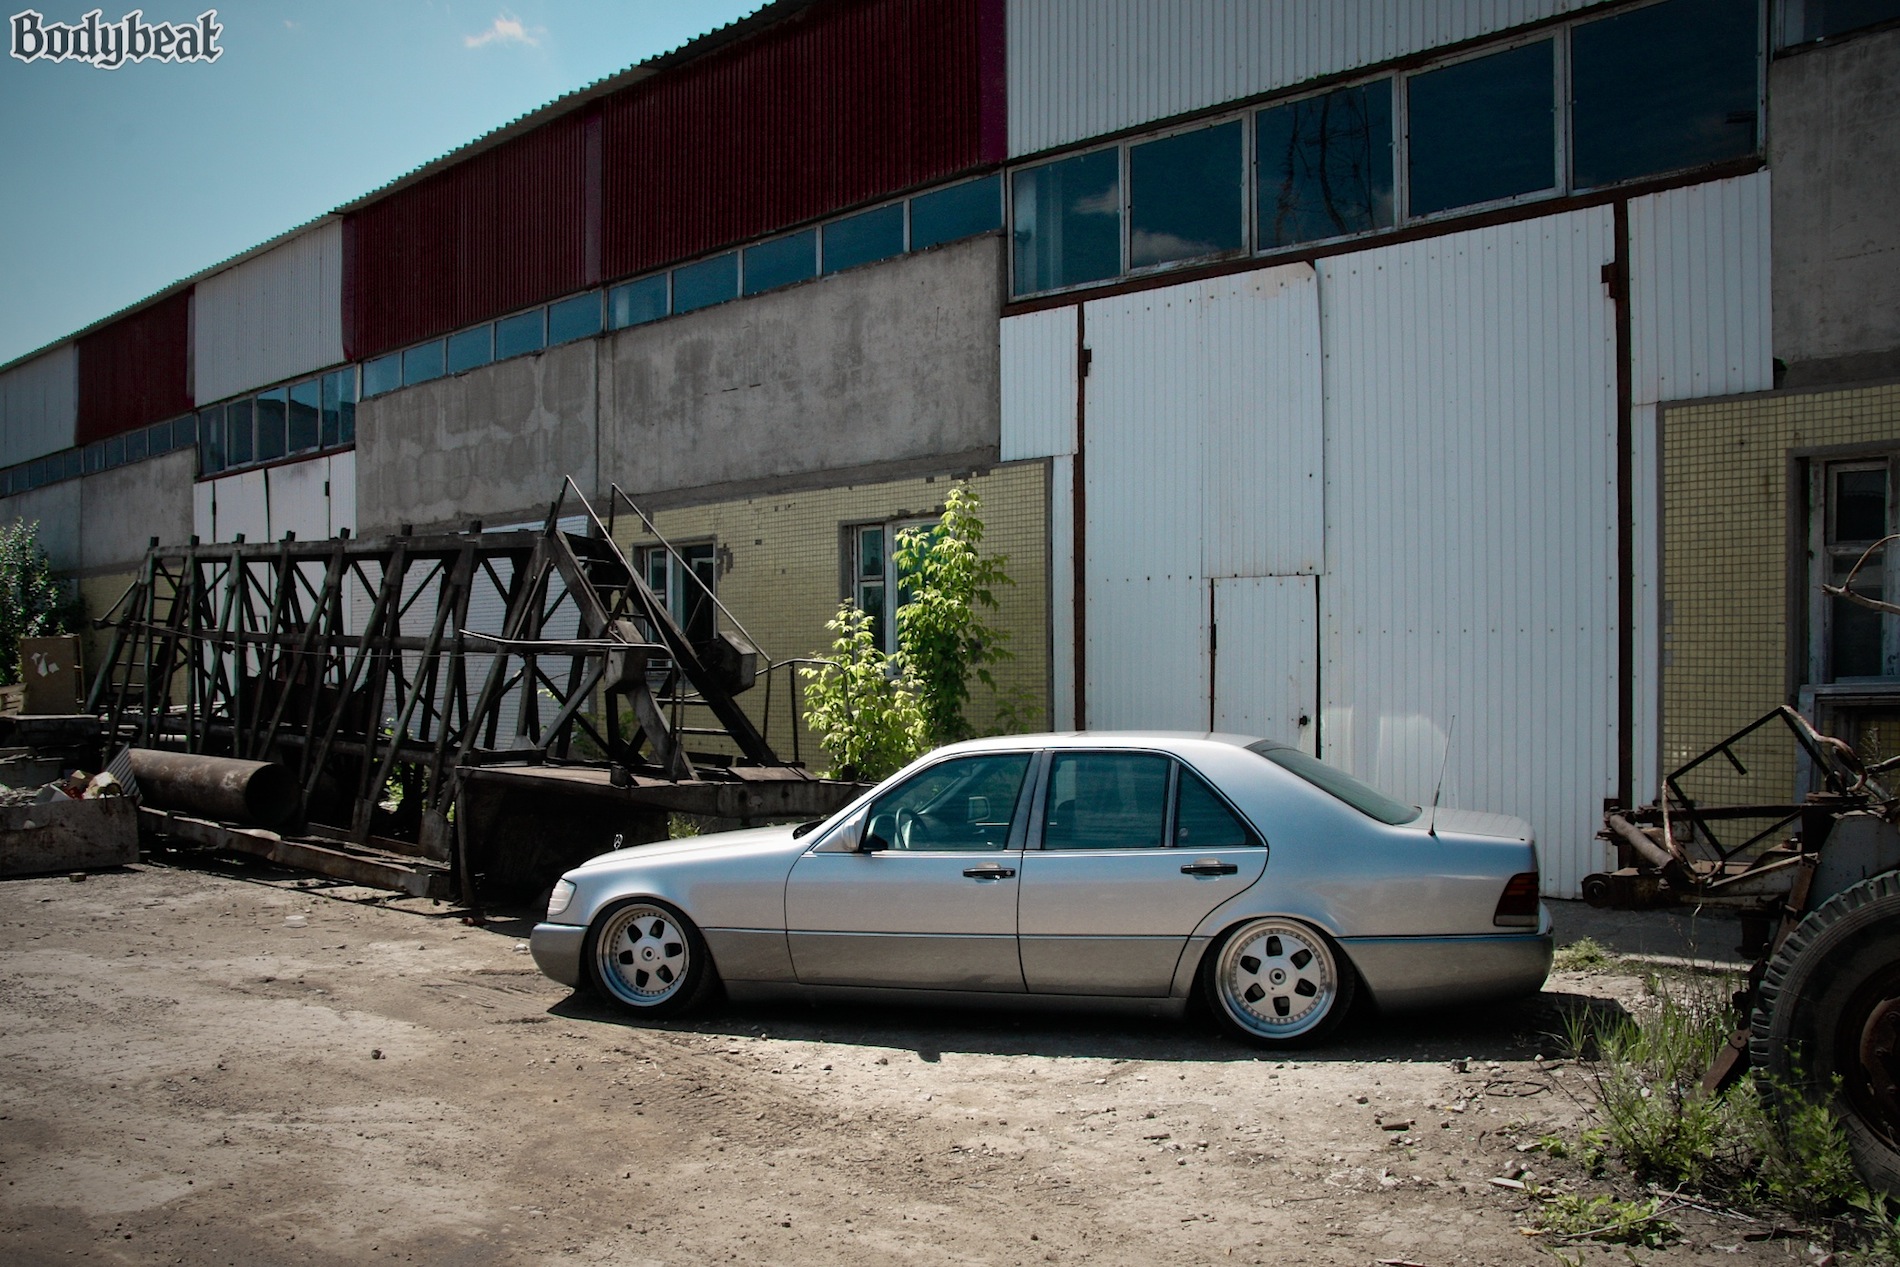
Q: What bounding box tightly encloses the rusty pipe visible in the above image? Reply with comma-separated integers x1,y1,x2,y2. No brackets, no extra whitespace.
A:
126,749,298,830
1606,812,1698,893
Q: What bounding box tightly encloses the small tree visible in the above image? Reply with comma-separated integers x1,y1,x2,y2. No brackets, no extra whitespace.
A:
799,604,926,781
0,521,71,687
892,484,1013,747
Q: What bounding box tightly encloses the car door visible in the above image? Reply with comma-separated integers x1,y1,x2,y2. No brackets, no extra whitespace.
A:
1017,751,1268,996
784,751,1035,992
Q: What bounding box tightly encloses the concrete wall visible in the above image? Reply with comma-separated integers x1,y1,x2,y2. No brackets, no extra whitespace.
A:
1,480,83,574
1771,27,1900,387
355,338,600,535
600,234,1005,501
78,449,195,572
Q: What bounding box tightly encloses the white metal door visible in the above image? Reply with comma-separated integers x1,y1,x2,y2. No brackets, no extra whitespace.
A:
1213,575,1316,746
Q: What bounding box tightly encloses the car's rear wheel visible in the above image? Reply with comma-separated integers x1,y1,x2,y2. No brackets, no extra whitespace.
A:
1203,917,1356,1047
586,899,716,1018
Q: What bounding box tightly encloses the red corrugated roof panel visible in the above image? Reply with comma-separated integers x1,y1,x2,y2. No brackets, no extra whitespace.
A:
76,288,193,445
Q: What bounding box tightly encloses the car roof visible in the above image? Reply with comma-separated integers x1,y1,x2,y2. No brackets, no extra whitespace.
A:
929,731,1269,756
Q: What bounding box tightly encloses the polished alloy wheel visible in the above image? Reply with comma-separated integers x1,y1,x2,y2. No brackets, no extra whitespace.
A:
594,903,691,1008
1215,919,1338,1041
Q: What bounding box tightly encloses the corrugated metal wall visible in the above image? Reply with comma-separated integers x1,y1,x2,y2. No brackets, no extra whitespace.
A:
1079,265,1322,731
76,289,193,445
1213,575,1317,747
0,345,77,468
1048,452,1075,728
196,452,355,543
195,221,345,403
1000,307,1076,458
1007,0,1617,157
1317,209,1620,897
601,0,1002,280
1625,171,1774,800
347,111,592,359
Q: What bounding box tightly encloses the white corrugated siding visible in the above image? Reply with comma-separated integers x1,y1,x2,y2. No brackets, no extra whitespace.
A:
326,451,356,538
212,470,270,546
191,479,214,545
1081,265,1323,730
1624,171,1773,799
1317,208,1620,898
1048,453,1076,728
1001,307,1078,459
193,220,345,403
267,457,330,543
0,346,77,468
1008,0,1618,156
1628,172,1773,406
1213,575,1316,748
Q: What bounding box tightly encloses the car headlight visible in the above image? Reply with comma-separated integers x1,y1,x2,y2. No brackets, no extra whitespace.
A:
546,879,576,919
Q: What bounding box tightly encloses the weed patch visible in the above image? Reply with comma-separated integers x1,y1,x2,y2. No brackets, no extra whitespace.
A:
1551,936,1612,972
1529,1191,1678,1247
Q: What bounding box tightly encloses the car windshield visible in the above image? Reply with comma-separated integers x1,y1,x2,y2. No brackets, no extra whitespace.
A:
1247,742,1420,825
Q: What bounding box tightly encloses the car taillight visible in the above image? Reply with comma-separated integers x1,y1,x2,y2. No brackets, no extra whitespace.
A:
1493,872,1540,928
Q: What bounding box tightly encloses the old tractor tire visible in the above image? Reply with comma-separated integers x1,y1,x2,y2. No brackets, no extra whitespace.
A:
1751,871,1900,1196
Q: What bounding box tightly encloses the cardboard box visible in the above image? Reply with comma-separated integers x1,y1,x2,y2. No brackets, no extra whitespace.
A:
19,635,81,714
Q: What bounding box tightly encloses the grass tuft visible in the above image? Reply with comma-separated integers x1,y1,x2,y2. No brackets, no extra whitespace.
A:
1552,936,1614,972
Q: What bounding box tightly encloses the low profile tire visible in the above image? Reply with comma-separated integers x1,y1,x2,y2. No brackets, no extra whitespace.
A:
1202,917,1356,1048
585,899,716,1019
1751,872,1900,1196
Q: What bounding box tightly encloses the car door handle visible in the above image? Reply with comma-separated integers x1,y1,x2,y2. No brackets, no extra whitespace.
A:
962,864,1016,880
1180,859,1239,876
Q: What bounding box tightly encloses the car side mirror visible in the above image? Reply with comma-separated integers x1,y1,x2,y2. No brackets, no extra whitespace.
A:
862,813,896,852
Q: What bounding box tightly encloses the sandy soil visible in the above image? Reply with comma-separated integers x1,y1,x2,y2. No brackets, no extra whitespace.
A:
0,856,1829,1266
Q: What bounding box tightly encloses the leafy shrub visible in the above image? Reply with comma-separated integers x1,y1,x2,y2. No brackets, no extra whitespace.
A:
0,520,73,686
891,484,1013,747
800,604,926,781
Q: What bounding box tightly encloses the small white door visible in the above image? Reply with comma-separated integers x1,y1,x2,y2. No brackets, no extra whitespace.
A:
1213,575,1316,746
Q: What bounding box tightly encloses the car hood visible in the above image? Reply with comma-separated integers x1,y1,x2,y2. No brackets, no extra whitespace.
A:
569,822,806,873
1399,807,1532,842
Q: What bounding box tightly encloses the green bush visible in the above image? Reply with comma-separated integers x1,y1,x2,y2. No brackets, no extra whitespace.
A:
0,520,73,687
891,484,1013,748
800,603,926,781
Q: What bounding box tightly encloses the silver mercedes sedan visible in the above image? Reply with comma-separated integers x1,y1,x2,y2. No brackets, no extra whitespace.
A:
530,733,1552,1047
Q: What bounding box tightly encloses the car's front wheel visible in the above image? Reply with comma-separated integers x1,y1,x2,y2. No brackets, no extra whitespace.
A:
1203,917,1356,1047
585,899,716,1018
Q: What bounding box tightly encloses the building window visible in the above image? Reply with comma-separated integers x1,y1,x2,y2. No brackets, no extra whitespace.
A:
254,388,289,462
362,353,401,398
848,518,939,652
547,292,603,345
824,203,905,274
447,324,493,374
224,398,254,467
1813,459,1898,682
641,542,718,645
495,309,545,360
1256,80,1395,249
401,340,446,387
912,174,1003,252
673,252,740,314
609,275,669,329
744,231,817,295
1781,0,1900,44
1406,40,1556,218
288,379,321,453
1571,0,1759,190
1129,120,1245,269
1012,148,1122,296
321,368,356,448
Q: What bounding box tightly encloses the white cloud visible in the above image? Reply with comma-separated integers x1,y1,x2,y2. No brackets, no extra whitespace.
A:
465,13,543,48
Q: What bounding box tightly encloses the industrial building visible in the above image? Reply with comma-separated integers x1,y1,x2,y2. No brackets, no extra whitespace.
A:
2,0,1896,895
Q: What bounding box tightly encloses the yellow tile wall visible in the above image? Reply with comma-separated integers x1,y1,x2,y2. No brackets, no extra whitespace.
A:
613,462,1049,768
1664,383,1900,789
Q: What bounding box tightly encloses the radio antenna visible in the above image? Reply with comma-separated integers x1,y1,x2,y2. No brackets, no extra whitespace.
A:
1427,715,1457,838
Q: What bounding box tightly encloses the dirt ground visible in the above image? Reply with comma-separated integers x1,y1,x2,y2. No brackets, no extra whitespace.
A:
0,854,1841,1267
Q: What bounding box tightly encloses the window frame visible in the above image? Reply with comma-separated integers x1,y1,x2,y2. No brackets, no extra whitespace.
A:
846,515,939,653
638,539,719,644
1125,115,1252,276
1809,454,1900,684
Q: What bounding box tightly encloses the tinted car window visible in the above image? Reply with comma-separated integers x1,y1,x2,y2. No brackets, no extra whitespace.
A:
865,753,1030,851
1043,752,1171,849
1174,768,1257,848
1249,742,1419,825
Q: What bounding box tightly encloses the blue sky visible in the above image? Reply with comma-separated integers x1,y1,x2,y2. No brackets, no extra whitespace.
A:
0,1,763,366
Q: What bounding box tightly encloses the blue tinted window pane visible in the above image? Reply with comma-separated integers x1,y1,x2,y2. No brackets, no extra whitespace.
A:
744,231,817,295
198,406,223,474
1129,121,1244,268
125,428,149,462
402,341,445,386
255,388,288,462
547,292,603,345
912,174,1003,251
225,399,253,466
1408,41,1555,217
146,422,170,455
330,369,356,445
1788,0,1900,41
495,309,545,359
288,380,321,452
62,449,82,479
673,252,739,313
172,413,196,449
1572,0,1758,189
101,440,121,471
363,353,401,397
609,275,669,329
447,325,493,374
824,204,905,274
1257,81,1395,249
1012,152,1121,295
85,442,106,474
